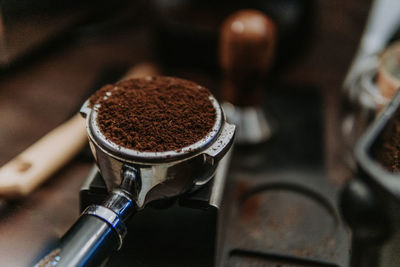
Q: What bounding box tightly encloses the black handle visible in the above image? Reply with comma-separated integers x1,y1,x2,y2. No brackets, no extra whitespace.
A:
56,215,120,267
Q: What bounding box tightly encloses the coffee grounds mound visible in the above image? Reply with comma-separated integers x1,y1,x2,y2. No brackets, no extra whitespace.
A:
373,114,400,172
89,76,216,152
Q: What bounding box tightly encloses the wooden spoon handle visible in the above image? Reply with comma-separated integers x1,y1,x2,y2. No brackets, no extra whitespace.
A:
0,62,160,198
0,113,86,198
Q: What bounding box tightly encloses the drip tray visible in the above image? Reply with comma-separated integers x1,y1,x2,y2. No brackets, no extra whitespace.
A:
219,169,349,267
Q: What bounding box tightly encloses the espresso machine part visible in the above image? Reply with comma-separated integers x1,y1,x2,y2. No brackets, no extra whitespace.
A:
343,0,400,109
36,80,235,267
340,91,400,267
341,41,400,168
219,9,276,144
340,0,400,168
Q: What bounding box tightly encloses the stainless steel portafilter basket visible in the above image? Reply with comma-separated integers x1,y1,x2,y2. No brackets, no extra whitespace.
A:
82,94,234,208
37,93,235,267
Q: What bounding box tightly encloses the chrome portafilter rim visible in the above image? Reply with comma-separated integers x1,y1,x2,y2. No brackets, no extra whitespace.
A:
83,95,223,164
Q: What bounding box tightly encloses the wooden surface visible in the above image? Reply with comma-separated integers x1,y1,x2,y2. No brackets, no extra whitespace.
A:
0,1,371,266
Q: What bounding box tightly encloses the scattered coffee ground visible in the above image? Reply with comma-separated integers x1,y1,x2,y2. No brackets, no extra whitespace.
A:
372,113,400,172
89,76,216,152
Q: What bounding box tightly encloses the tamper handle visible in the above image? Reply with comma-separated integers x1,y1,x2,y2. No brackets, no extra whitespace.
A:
220,9,276,107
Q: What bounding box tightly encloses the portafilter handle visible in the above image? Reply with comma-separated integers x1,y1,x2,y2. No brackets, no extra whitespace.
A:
35,167,139,267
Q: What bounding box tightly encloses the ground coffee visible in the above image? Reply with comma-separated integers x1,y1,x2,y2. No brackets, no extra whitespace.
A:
372,114,400,172
89,76,216,152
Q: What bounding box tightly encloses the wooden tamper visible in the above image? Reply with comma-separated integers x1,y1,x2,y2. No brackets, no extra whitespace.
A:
220,9,276,144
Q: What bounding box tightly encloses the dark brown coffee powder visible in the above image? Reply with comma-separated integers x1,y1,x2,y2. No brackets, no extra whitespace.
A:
373,115,400,172
89,76,216,152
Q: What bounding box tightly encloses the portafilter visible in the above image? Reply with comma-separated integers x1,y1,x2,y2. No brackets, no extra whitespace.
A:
36,78,235,267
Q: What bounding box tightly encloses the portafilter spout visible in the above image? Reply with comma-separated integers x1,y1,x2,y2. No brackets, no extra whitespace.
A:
36,77,235,267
